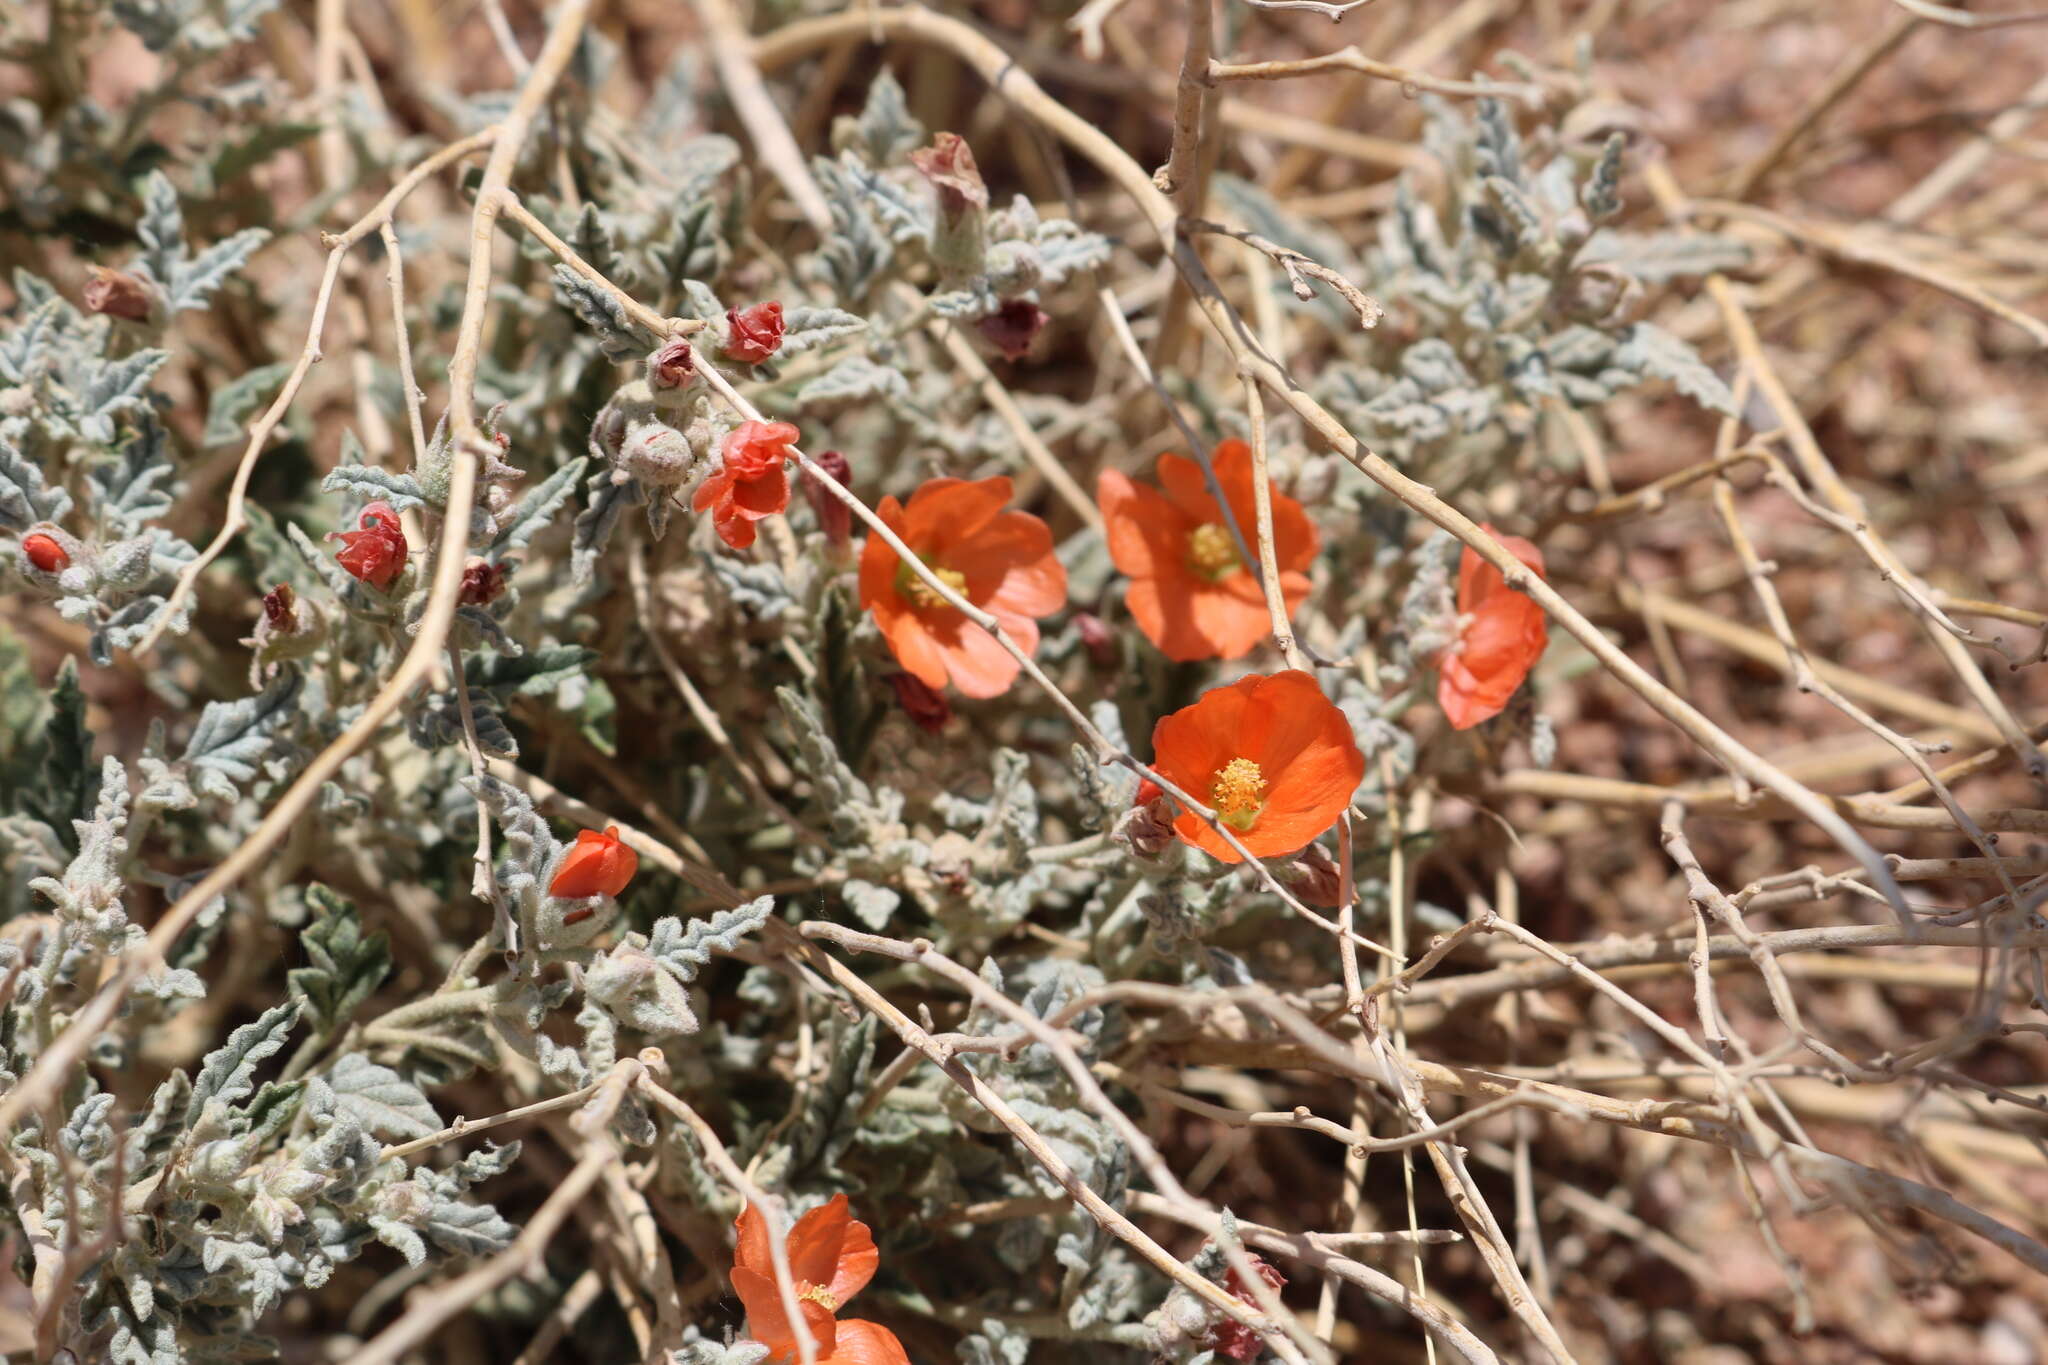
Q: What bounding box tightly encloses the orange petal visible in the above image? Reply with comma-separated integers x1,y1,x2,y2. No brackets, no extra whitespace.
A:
1125,576,1223,662
1098,471,1189,580
693,467,733,514
1156,451,1224,524
857,502,905,613
787,1195,851,1290
954,511,1064,617
1186,584,1275,661
906,477,1010,554
733,464,790,517
735,1202,773,1276
882,611,952,693
826,1320,911,1365
935,617,1022,698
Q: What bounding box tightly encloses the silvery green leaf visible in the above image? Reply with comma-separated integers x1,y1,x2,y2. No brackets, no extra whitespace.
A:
202,360,291,447
554,266,654,360
371,1215,428,1267
571,465,639,585
788,1014,874,1176
1032,219,1114,285
703,548,791,618
842,879,899,931
186,1001,300,1126
1614,321,1737,415
1576,228,1751,282
135,170,185,285
453,604,522,658
679,277,724,325
657,197,728,292
168,227,270,314
425,1194,517,1257
406,690,518,759
325,1053,441,1140
1475,96,1525,187
796,356,907,410
287,883,390,1036
451,1140,521,1187
79,347,169,441
1582,131,1625,219
89,594,188,667
778,305,867,357
489,455,585,558
0,434,74,530
466,645,595,698
672,133,741,202
646,897,776,987
181,668,303,802
92,415,177,532
847,66,923,163
321,462,427,514
671,1337,772,1365
126,1068,191,1174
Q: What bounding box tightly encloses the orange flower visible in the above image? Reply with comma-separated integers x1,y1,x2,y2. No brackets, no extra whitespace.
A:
548,825,638,899
1439,528,1547,730
1149,671,1363,863
857,476,1066,699
1098,440,1318,662
732,1196,908,1365
696,420,797,550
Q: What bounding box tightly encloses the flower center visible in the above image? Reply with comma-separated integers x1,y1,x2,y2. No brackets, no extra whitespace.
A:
1209,757,1266,830
896,559,967,608
798,1283,840,1312
1186,523,1241,581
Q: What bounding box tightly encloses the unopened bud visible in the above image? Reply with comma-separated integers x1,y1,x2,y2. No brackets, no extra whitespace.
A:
82,266,154,322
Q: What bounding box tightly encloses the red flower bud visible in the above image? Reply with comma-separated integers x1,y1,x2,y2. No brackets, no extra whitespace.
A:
722,302,785,366
22,532,69,573
326,500,408,590
460,558,507,606
888,671,952,734
1073,611,1115,669
1205,1255,1288,1361
977,300,1049,360
262,583,297,632
549,825,639,900
82,265,154,322
1117,778,1175,858
802,448,853,548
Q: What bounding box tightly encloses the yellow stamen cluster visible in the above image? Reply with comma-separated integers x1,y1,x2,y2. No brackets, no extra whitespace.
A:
897,561,967,608
799,1284,840,1311
1186,522,1242,581
1209,757,1266,831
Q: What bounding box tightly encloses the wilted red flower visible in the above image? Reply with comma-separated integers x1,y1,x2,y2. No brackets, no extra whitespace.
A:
802,449,853,548
262,583,297,631
733,1196,908,1365
1098,440,1319,662
21,532,69,573
1205,1254,1287,1361
977,300,1049,360
857,476,1066,699
724,302,786,365
327,501,407,590
548,825,638,900
83,265,153,321
1439,527,1547,730
459,559,507,606
887,672,952,734
1149,671,1363,863
909,132,988,219
648,338,697,390
695,420,798,550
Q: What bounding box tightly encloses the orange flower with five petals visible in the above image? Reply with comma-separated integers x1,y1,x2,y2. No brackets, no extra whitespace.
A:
1148,670,1363,863
732,1196,908,1365
857,476,1066,699
1098,440,1318,662
1439,528,1547,730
